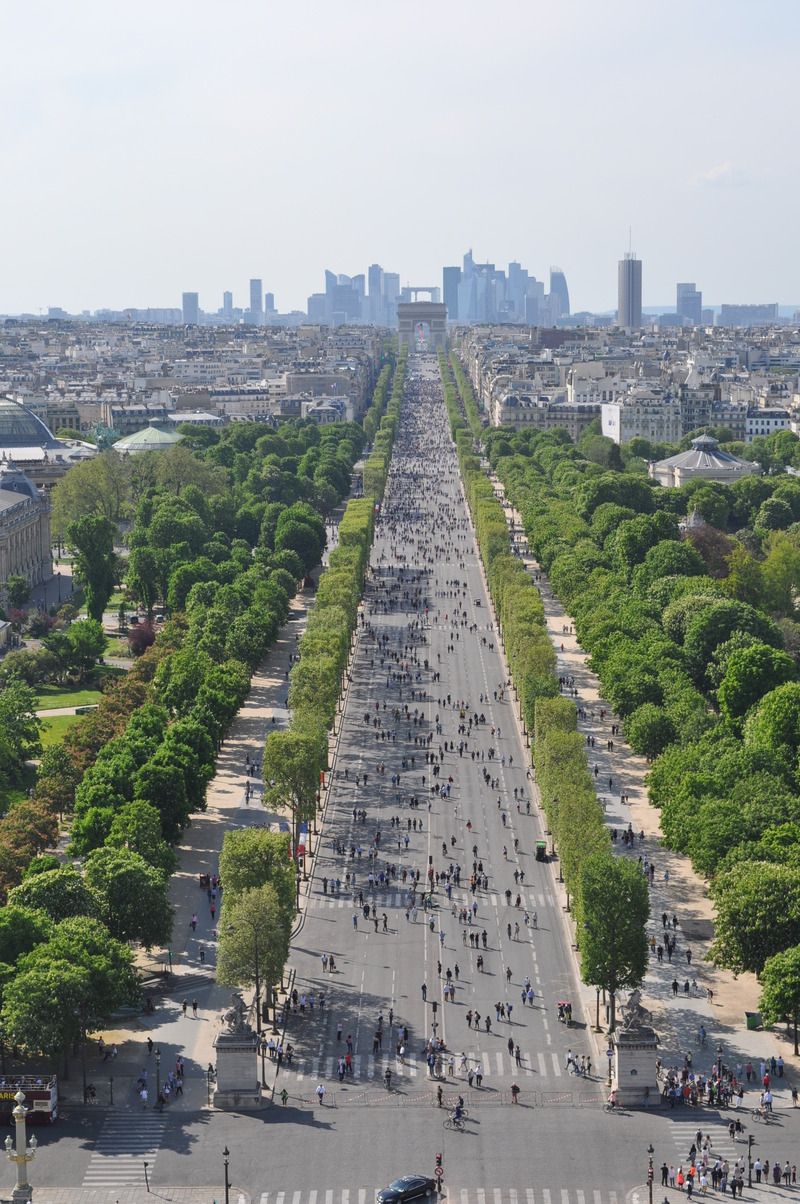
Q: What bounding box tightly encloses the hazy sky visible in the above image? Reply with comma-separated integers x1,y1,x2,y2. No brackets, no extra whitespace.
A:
2,0,797,315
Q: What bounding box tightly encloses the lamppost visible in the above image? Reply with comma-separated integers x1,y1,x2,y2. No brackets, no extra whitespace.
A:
748,1133,754,1187
223,1145,231,1204
4,1090,37,1202
646,1143,654,1204
155,1048,161,1104
56,571,62,604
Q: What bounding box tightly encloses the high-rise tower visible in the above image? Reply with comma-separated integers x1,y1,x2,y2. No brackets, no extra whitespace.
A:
549,267,570,319
676,282,702,326
617,253,642,328
249,278,263,324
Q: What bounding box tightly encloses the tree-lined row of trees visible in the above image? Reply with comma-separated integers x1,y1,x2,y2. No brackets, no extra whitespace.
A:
0,409,371,1064
485,416,800,1022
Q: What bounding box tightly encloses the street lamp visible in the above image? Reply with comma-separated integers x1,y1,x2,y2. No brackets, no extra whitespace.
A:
748,1134,754,1188
646,1143,654,1204
4,1090,37,1202
223,1145,231,1204
155,1048,161,1104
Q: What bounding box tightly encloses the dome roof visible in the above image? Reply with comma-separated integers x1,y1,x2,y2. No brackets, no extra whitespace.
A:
0,460,42,502
0,397,61,449
112,423,184,455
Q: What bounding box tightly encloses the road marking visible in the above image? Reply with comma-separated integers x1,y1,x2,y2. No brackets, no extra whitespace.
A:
275,1193,285,1204
562,1192,570,1204
292,1191,301,1204
495,1052,503,1075
542,1191,551,1204
342,1190,350,1204
325,1191,333,1204
309,1193,317,1204
551,1052,562,1077
494,1190,503,1204
477,1191,486,1204
526,1190,535,1204
576,1191,585,1204
461,1191,470,1204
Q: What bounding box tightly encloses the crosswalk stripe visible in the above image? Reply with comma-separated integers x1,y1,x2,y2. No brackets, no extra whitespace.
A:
609,1192,618,1204
543,1191,551,1204
494,1190,502,1204
275,1193,285,1204
509,1190,518,1204
526,1190,535,1204
551,1053,562,1077
461,1191,469,1204
258,1195,268,1204
594,1192,602,1204
292,1192,302,1204
342,1190,349,1204
477,1191,486,1204
562,1192,570,1204
325,1191,333,1204
576,1191,585,1204
358,1191,366,1204
495,1052,503,1075
309,1192,317,1204
537,1052,546,1076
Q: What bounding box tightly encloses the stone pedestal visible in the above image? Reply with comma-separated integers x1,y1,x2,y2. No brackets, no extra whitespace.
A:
213,1031,263,1110
613,1022,660,1108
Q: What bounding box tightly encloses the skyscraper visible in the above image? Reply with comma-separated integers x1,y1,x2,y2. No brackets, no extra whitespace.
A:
617,253,642,328
443,266,461,320
249,278,263,324
549,267,570,319
383,273,400,326
222,291,233,320
182,292,199,325
676,282,702,326
368,264,384,323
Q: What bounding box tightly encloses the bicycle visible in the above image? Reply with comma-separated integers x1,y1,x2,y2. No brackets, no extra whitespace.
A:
443,1114,466,1131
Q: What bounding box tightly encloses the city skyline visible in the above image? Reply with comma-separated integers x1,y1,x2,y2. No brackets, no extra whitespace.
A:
1,1,798,316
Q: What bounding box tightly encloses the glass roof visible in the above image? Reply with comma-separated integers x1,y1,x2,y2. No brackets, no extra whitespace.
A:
0,398,61,448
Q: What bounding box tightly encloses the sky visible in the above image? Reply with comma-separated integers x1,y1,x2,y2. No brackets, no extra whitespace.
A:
1,0,797,316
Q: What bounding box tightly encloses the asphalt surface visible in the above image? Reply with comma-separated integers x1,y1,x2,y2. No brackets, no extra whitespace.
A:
21,355,799,1199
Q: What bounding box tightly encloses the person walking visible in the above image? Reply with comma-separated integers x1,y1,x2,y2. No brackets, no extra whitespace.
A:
316,1083,326,1106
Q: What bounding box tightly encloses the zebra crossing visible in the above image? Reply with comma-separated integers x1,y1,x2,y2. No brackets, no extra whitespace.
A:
288,1048,583,1081
256,1189,620,1204
668,1119,738,1159
82,1112,166,1187
308,890,552,911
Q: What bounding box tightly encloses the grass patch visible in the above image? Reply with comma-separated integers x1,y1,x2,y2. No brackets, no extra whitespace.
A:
104,637,133,658
35,686,103,710
39,714,83,747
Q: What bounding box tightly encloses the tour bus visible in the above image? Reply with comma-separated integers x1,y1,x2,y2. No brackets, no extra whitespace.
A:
0,1076,58,1124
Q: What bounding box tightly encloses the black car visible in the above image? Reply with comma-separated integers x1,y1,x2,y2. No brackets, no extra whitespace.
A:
376,1176,436,1204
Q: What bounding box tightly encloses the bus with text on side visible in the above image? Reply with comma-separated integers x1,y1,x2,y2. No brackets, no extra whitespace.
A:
0,1076,58,1124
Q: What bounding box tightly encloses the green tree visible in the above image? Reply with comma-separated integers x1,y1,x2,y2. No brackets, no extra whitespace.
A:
3,575,30,608
577,853,649,1030
127,546,161,618
624,703,677,759
66,514,117,621
50,451,131,539
216,884,291,1028
84,846,172,948
262,729,319,867
7,866,100,923
0,680,41,780
717,643,797,727
67,618,107,679
709,863,800,974
0,904,51,965
218,829,294,918
760,945,800,1054
106,801,177,875
756,496,794,532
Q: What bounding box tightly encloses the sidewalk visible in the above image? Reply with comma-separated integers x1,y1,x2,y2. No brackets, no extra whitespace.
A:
488,472,798,1103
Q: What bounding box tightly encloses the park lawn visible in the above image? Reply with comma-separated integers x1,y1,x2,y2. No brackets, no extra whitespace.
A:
39,714,83,747
35,685,103,710
104,637,132,658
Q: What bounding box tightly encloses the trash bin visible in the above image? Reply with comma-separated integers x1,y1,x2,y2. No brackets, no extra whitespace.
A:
745,1011,762,1031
